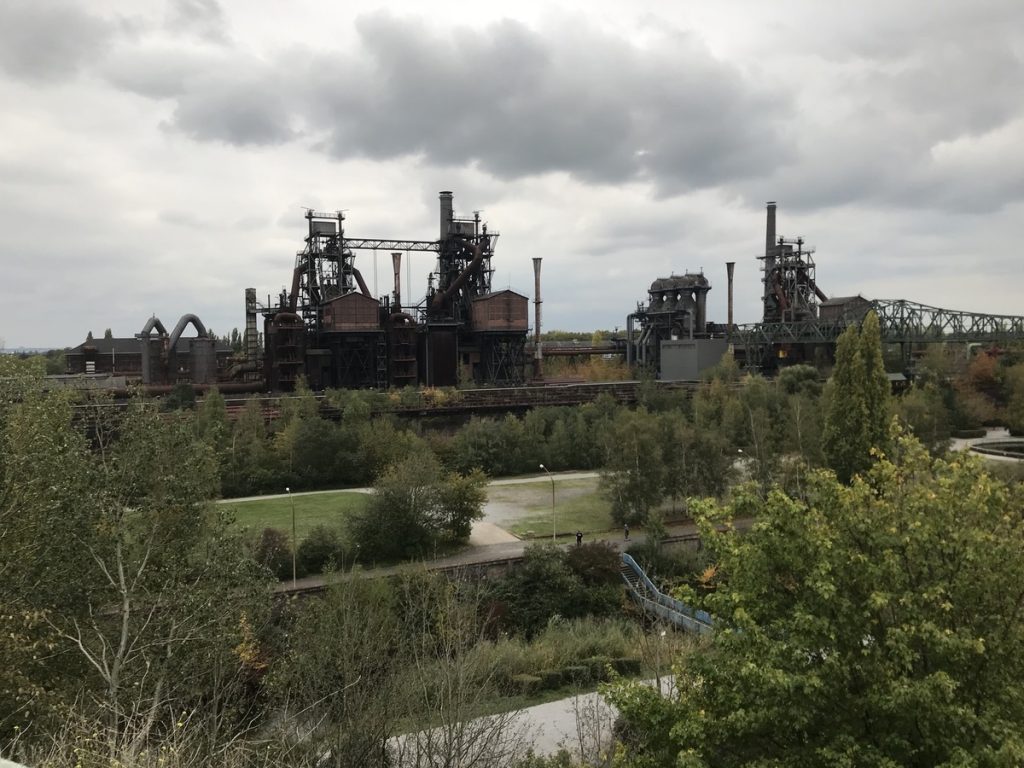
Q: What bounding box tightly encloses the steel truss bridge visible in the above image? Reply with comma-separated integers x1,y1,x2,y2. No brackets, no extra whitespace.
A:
733,299,1024,368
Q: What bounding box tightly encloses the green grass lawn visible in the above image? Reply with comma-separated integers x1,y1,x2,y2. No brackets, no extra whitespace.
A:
223,491,370,541
487,478,615,538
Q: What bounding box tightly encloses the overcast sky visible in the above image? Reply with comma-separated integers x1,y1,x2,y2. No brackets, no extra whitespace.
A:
2,0,1023,348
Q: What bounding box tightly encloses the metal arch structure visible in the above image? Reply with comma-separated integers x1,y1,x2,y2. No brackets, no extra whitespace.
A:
733,298,1024,370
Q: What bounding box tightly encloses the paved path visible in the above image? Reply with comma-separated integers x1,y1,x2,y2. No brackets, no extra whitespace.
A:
277,521,704,593
217,470,600,505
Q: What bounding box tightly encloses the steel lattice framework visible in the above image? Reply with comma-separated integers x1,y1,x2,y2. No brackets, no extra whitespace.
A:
342,238,440,252
733,298,1024,368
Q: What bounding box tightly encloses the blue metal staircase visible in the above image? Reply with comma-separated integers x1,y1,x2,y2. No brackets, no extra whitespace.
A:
619,553,713,635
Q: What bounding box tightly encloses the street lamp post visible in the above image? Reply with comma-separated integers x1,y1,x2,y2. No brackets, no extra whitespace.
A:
539,464,555,542
286,487,296,588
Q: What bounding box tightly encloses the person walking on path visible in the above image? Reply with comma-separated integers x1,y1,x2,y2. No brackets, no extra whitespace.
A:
576,530,583,547
623,523,630,541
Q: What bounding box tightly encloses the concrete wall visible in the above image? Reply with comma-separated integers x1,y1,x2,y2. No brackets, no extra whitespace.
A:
659,338,729,380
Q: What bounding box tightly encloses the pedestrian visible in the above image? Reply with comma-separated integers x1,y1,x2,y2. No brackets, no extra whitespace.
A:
576,530,583,547
624,523,630,541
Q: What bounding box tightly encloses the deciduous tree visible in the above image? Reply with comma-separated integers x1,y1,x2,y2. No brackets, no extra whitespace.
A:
607,430,1024,767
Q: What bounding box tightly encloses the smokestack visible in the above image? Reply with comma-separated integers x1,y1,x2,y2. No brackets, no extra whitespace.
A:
439,191,453,241
726,262,735,330
533,257,543,380
764,201,777,322
391,252,402,311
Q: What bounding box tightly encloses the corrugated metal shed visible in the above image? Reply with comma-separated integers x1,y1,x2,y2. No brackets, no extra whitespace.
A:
322,293,380,331
470,290,529,332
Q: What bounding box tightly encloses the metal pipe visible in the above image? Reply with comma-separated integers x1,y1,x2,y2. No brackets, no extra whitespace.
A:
392,252,402,310
439,191,453,241
726,262,735,331
168,314,209,350
533,257,543,380
138,316,168,338
351,267,371,297
764,202,777,322
430,241,483,312
626,313,635,367
288,265,303,311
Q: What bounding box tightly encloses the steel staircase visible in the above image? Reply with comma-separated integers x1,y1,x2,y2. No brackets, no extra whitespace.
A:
620,553,713,635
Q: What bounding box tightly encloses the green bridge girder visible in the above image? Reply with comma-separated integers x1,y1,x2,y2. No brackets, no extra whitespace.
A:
733,298,1024,368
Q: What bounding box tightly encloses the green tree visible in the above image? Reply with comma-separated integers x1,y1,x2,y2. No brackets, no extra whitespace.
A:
600,408,665,526
349,450,486,561
1,380,270,758
860,310,892,453
896,382,952,454
269,576,403,766
606,431,1024,767
490,543,585,637
822,323,870,482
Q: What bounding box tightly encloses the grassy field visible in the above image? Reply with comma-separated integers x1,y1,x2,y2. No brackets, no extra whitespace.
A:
486,478,615,538
222,491,370,540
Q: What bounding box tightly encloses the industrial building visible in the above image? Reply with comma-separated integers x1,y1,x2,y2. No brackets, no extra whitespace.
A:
261,191,529,391
66,318,232,382
629,201,1024,379
625,272,728,380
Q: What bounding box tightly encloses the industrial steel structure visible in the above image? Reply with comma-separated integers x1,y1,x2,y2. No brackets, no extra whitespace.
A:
628,201,1024,379
733,203,1024,370
262,191,528,390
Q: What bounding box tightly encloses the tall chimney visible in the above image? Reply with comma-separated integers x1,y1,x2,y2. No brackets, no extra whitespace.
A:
439,191,453,241
726,262,735,331
391,252,402,311
533,257,543,380
763,201,777,322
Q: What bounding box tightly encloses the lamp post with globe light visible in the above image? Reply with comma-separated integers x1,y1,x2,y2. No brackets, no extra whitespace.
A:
286,487,296,587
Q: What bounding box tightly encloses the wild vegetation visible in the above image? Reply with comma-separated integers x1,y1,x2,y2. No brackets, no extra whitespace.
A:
6,318,1024,765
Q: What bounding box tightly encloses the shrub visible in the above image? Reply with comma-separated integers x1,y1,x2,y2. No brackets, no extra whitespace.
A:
253,527,291,580
565,541,621,586
537,669,565,689
509,673,543,695
563,665,591,685
295,525,347,576
582,655,613,682
612,656,642,675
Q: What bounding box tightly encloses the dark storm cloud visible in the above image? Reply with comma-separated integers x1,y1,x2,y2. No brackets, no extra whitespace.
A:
99,12,792,193
304,14,792,192
0,0,113,82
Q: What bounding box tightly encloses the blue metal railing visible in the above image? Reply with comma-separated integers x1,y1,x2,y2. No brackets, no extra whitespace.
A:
620,553,713,635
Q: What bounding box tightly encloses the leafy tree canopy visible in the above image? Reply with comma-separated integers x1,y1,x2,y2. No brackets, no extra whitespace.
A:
607,430,1024,767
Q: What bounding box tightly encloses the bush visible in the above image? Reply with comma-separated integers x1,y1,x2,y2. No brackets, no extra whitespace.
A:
582,655,613,682
253,527,291,580
565,541,621,586
537,669,565,689
563,665,591,685
295,525,348,576
612,656,642,675
509,673,543,695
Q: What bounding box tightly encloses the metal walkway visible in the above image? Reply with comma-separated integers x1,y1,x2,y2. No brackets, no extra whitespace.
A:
619,553,713,635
